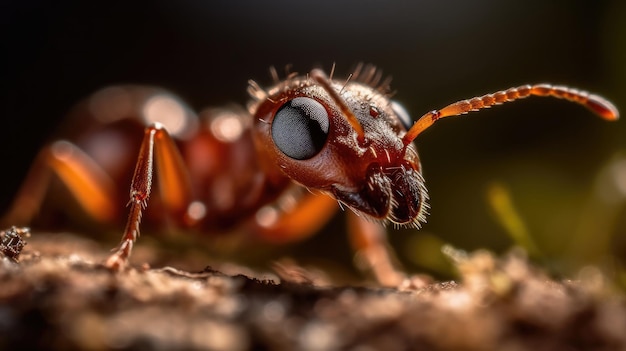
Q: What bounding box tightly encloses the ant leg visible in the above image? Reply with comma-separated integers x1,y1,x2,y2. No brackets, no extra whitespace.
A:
2,141,119,226
105,123,192,271
347,213,405,287
252,191,338,243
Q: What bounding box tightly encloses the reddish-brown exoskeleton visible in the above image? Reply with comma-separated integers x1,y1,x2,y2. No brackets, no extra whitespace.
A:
4,64,619,286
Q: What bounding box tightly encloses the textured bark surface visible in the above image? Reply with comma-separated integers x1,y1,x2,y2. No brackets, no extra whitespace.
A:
1,232,625,351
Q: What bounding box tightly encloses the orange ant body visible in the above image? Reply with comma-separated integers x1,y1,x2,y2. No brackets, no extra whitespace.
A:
4,64,618,286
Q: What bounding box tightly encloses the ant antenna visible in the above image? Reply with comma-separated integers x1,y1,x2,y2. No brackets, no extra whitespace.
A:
403,84,619,146
310,68,366,144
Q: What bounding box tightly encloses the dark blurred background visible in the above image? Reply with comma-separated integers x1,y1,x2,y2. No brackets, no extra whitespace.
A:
1,0,625,279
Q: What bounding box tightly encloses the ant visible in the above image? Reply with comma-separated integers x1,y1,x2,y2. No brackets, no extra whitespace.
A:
4,64,618,286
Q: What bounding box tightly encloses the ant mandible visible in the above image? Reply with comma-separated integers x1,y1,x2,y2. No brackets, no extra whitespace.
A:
4,64,619,286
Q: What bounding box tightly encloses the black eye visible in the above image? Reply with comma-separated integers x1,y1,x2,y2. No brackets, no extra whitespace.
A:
391,100,413,130
271,97,330,160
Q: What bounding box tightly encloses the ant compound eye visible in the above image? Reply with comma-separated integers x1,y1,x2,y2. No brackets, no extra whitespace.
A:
390,100,413,130
271,97,330,160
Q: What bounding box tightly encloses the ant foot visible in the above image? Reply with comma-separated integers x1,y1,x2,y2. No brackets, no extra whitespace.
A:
103,251,128,271
103,239,133,271
398,274,435,291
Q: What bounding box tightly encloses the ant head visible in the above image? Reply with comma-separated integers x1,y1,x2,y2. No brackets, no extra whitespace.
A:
249,64,619,229
250,66,428,228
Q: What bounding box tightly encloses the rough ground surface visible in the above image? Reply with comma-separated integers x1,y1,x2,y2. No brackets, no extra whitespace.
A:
1,232,626,351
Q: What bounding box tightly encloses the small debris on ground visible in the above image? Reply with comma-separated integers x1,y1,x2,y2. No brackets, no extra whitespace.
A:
0,231,625,351
0,226,30,262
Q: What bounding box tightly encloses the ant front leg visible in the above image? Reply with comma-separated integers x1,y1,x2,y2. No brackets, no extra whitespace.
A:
105,122,193,271
347,214,406,287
